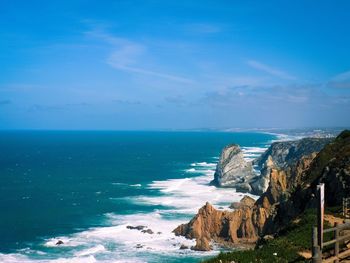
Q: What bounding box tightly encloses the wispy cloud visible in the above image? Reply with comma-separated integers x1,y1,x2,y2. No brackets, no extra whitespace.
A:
247,60,296,80
328,70,350,89
86,29,194,84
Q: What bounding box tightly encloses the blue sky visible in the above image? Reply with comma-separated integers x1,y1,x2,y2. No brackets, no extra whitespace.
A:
1,0,350,130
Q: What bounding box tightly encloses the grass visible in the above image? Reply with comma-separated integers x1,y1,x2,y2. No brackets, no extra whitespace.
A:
202,209,334,263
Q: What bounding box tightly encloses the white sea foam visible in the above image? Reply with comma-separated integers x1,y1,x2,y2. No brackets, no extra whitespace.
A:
241,146,268,162
130,184,142,187
112,182,142,188
190,162,217,167
75,245,106,256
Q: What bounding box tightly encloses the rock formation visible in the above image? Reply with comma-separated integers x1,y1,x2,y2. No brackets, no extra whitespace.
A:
230,195,255,209
174,131,350,251
173,200,261,251
211,144,255,192
250,137,332,195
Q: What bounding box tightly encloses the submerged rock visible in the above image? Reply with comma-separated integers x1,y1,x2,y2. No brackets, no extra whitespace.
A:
179,244,189,250
211,144,255,191
141,229,154,234
55,240,64,245
127,225,146,230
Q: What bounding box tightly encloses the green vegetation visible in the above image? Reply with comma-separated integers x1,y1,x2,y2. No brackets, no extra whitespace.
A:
203,209,333,263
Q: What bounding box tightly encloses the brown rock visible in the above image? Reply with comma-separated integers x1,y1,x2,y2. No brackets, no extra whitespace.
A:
191,237,212,251
230,195,255,209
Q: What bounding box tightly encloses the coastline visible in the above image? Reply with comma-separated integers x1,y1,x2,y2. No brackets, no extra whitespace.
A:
1,129,343,262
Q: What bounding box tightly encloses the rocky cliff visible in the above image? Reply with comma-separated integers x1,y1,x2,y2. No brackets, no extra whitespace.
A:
174,131,350,251
250,137,332,194
211,144,255,192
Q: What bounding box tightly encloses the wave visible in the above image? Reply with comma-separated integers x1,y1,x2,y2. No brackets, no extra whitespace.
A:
241,146,268,162
112,183,142,188
190,162,217,167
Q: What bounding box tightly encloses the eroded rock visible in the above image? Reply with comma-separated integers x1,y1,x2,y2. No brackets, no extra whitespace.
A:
211,144,255,191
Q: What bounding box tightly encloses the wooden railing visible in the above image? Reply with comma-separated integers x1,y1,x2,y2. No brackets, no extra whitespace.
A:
312,222,350,263
343,198,350,219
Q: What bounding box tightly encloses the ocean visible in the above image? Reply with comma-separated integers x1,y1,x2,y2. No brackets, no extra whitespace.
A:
0,131,276,262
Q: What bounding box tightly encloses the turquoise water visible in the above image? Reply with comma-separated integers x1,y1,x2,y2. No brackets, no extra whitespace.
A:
0,131,275,262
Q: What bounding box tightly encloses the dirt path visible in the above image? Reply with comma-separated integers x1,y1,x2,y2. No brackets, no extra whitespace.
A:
325,214,346,226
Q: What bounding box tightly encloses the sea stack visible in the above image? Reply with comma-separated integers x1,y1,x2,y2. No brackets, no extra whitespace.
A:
211,144,255,192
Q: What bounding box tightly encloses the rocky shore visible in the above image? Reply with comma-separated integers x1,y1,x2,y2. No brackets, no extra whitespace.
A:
173,131,350,251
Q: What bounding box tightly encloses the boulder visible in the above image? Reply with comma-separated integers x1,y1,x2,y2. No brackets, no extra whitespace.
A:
191,237,212,251
55,240,64,245
141,229,154,234
179,244,189,250
127,225,146,230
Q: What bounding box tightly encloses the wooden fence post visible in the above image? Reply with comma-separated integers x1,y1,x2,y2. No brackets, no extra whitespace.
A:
312,226,322,263
317,184,325,248
334,222,339,263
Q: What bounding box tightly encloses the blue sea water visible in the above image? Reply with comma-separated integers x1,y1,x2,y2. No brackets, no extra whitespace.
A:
0,131,276,262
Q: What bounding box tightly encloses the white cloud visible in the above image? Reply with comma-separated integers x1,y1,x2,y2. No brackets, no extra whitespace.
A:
328,70,350,88
86,29,194,84
247,60,296,80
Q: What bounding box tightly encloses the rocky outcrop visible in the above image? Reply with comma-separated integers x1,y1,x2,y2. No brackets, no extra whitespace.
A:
173,200,262,251
174,130,350,251
299,130,350,206
230,195,255,209
254,138,332,169
250,137,332,194
211,144,255,192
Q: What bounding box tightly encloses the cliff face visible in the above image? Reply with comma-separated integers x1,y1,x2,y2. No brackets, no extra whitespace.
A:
211,144,255,192
250,137,332,195
174,131,350,251
300,130,350,205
